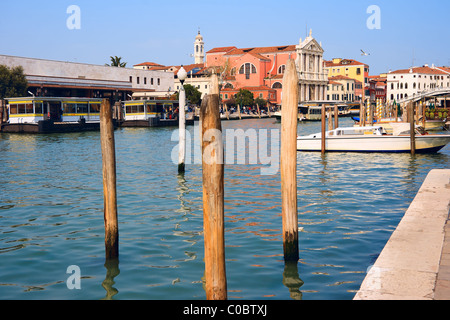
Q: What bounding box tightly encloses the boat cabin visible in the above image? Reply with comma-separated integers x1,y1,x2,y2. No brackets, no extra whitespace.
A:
123,100,179,122
6,97,103,124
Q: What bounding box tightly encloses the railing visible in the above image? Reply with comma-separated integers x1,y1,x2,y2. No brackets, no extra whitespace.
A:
298,71,328,82
393,87,450,104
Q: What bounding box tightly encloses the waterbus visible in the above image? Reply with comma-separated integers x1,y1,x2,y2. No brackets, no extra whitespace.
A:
2,97,104,133
122,100,190,127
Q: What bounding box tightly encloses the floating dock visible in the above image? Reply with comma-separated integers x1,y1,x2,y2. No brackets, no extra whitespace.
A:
354,169,450,300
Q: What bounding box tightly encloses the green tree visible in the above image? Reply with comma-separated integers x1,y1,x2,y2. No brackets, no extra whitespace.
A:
235,89,254,107
255,97,267,107
0,65,28,99
106,56,127,67
176,84,202,106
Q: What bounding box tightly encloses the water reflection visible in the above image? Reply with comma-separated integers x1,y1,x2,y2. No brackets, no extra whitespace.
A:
101,259,120,300
282,262,304,300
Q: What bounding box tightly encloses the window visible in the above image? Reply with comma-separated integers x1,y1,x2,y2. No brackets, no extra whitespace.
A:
239,63,257,75
129,76,133,83
157,78,160,85
151,78,154,85
144,78,147,85
278,65,286,74
356,68,361,75
9,104,18,114
137,77,140,85
272,82,282,89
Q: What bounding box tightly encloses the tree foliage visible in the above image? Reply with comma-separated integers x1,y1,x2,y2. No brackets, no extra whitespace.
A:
106,56,127,68
255,97,267,107
176,84,202,106
235,89,254,107
0,65,28,99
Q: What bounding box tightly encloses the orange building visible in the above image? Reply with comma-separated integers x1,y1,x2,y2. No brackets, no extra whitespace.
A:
206,31,328,106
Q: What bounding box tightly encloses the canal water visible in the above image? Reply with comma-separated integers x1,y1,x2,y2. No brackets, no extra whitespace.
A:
0,117,449,300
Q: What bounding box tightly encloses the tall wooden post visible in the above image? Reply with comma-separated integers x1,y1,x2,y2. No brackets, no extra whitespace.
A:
100,99,119,260
334,105,339,129
368,103,373,125
321,104,326,154
409,102,416,155
281,59,299,262
422,99,426,128
201,74,227,300
0,100,4,127
359,101,364,127
327,110,333,130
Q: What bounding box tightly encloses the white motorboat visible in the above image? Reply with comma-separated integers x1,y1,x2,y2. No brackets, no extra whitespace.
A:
297,124,450,153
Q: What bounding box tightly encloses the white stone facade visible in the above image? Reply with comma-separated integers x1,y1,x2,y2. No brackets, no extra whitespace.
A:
295,31,328,102
386,65,450,103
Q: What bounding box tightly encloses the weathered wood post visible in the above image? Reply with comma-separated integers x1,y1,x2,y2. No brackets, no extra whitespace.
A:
327,110,333,131
422,99,426,128
224,103,229,120
334,104,339,129
0,99,4,128
201,74,227,300
359,101,363,127
409,102,416,155
368,103,373,125
100,99,119,259
256,103,261,118
280,59,299,262
321,104,326,154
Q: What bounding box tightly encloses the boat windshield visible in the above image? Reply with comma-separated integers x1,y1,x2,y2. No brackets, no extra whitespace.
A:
330,127,385,136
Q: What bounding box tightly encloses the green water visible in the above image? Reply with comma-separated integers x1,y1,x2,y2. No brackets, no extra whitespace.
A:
0,118,449,300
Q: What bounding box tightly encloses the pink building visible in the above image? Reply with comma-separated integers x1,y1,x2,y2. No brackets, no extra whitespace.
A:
206,45,297,106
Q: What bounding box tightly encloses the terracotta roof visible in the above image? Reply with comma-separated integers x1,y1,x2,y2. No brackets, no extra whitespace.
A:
224,45,296,56
328,81,343,85
134,62,165,67
249,52,271,61
328,75,355,81
206,46,237,54
221,85,274,92
324,59,368,67
241,85,274,91
389,66,448,75
171,63,205,76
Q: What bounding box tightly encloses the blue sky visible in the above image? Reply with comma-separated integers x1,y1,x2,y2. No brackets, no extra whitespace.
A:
0,0,449,75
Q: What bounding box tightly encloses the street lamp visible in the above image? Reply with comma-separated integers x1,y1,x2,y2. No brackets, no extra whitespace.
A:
178,66,188,174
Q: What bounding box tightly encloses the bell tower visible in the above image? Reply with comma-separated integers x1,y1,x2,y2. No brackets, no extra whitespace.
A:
194,29,205,64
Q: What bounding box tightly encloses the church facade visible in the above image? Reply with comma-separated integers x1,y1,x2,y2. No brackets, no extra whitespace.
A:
205,30,328,106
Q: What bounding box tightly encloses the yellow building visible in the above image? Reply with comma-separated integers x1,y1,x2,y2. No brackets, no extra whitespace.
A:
324,58,369,100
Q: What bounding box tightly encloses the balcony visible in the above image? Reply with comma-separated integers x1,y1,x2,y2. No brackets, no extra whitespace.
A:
298,71,328,82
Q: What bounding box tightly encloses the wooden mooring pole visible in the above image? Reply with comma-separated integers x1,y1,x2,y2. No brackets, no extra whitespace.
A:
280,59,299,262
100,99,119,259
201,74,227,300
334,104,339,129
321,104,326,154
409,102,416,156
